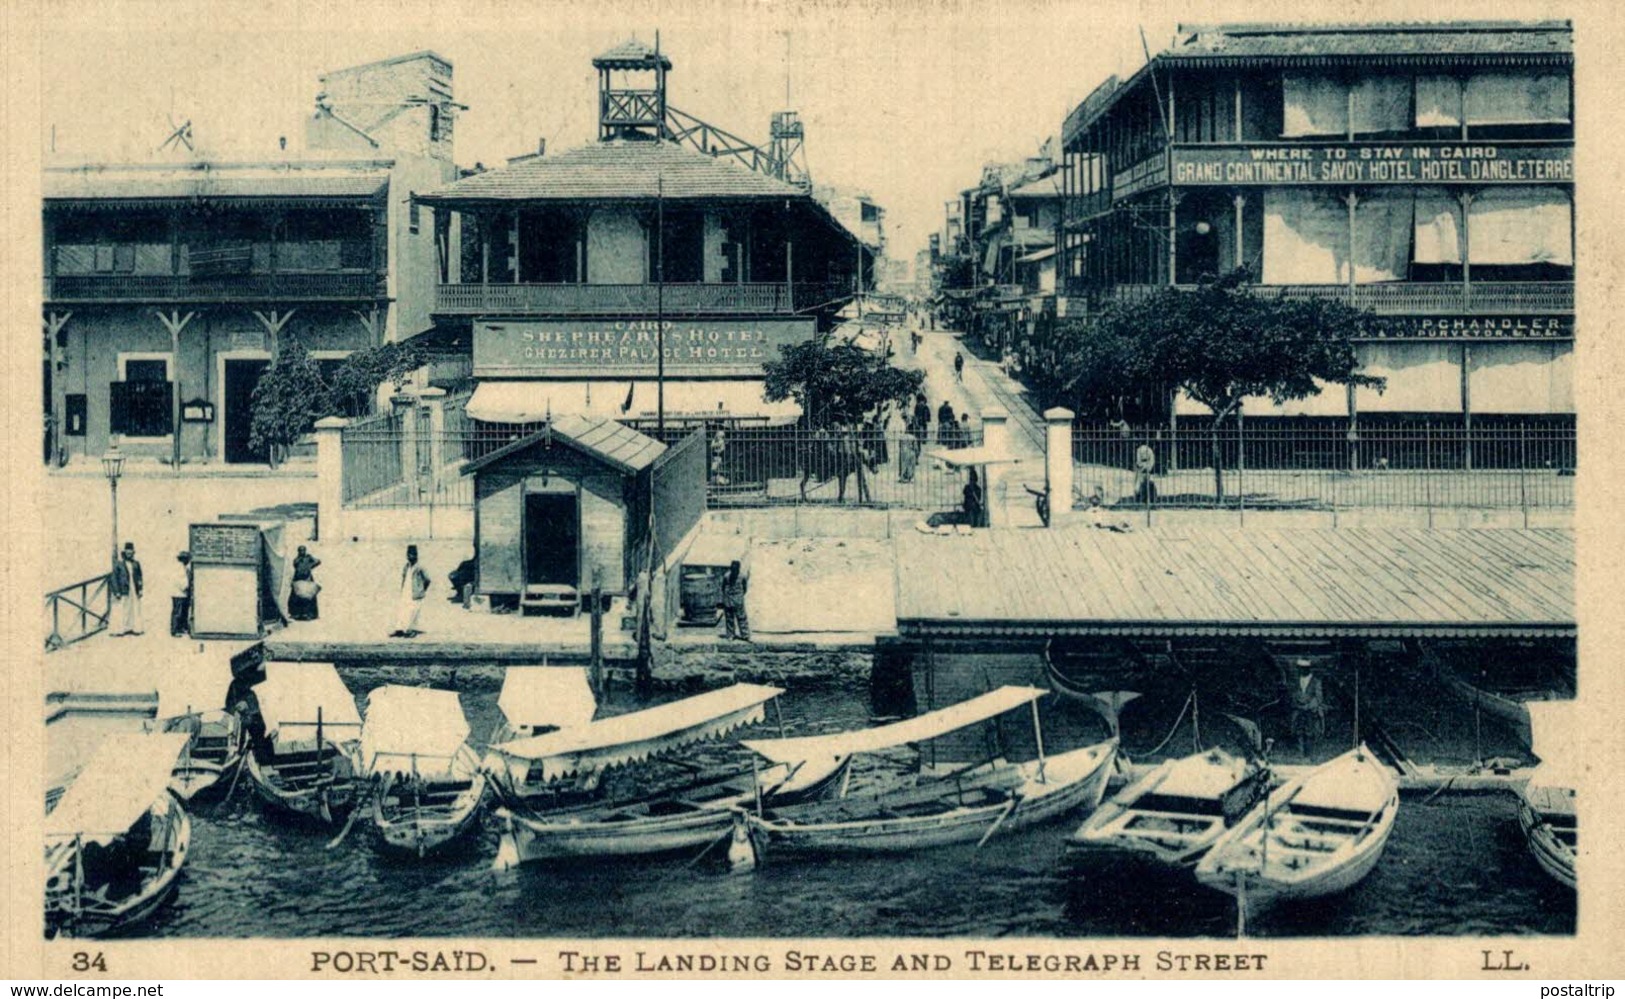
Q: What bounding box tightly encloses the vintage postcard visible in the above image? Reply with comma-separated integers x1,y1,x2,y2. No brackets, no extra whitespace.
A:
4,0,1622,982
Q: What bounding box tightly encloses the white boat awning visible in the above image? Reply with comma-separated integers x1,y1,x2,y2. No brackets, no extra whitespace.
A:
360,686,471,777
256,663,362,751
743,685,1047,765
45,732,189,844
497,667,597,731
466,380,802,424
492,682,783,783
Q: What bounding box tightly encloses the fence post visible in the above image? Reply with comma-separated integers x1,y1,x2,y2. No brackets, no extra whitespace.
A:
421,387,447,473
981,406,1009,528
1237,412,1246,527
394,392,418,499
1425,425,1435,529
1519,426,1530,530
315,416,349,543
1043,407,1074,527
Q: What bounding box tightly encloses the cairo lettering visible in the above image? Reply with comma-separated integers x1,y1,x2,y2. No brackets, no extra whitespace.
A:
1172,145,1573,185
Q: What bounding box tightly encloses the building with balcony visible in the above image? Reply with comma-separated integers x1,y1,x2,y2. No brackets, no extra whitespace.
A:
43,51,456,464
418,41,865,427
1057,20,1574,428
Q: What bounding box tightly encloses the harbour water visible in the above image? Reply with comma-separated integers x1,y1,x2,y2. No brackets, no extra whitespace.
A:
140,663,1575,940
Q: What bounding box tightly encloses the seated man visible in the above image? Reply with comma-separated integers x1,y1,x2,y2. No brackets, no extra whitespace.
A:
1085,493,1133,533
447,557,478,604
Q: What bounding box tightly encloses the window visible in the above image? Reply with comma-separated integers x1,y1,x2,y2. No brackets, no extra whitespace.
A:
860,202,880,223
429,104,442,142
409,198,422,235
111,353,173,437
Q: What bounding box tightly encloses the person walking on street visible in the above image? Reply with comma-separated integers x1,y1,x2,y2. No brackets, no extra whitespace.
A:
953,351,965,383
170,551,193,637
936,400,955,445
289,545,322,621
391,544,430,638
898,423,920,483
911,394,932,439
720,560,750,641
958,413,974,448
110,542,144,636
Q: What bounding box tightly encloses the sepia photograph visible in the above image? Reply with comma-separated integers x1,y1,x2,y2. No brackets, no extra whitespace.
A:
9,0,1618,981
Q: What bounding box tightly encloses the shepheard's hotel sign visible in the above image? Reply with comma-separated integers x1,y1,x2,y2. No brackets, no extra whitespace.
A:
474,318,815,378
1172,143,1573,185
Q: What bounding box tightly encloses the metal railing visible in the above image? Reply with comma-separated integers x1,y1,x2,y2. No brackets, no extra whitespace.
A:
340,422,983,513
433,282,854,315
1109,281,1574,315
45,574,112,651
1072,426,1575,519
45,272,384,303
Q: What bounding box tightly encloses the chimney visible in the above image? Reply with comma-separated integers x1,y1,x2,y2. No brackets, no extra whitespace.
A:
537,137,546,157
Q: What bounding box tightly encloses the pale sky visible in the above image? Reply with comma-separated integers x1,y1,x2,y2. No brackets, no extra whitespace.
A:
38,0,1577,259
40,0,1182,259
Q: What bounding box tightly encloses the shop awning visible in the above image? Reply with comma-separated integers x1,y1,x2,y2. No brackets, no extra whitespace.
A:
466,379,802,425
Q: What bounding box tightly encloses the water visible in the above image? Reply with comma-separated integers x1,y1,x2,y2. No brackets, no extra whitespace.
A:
145,668,1575,940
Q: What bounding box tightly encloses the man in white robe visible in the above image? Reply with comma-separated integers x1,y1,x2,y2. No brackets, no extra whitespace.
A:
390,545,430,638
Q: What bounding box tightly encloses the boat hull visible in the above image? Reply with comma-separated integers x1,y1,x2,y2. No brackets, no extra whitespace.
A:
1519,794,1577,890
370,747,489,858
748,742,1116,858
164,711,245,802
1195,747,1398,906
246,744,361,825
45,795,190,939
492,756,851,867
1067,750,1267,870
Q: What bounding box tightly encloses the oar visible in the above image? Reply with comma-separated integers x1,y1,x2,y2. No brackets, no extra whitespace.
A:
976,795,1020,850
212,751,248,815
326,780,375,850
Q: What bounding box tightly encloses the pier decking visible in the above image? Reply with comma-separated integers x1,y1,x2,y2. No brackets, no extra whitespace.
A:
895,527,1574,639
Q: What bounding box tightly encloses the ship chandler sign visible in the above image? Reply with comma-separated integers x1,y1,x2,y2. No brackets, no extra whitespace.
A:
1363,315,1572,340
1171,143,1573,186
473,318,816,378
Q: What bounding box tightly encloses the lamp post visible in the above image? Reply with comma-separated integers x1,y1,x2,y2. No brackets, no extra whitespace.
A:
101,444,124,569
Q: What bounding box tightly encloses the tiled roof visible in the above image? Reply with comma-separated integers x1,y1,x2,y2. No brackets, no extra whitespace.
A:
1169,20,1571,60
418,139,807,202
594,39,672,69
461,414,666,476
44,162,390,201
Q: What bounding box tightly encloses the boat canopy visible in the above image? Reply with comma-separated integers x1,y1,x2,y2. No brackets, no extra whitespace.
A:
498,667,597,731
45,732,189,845
491,683,783,783
1527,701,1581,789
256,663,362,753
154,646,234,720
743,685,1047,765
361,686,471,778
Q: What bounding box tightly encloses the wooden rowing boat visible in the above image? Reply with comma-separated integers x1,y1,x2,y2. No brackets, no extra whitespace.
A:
490,684,849,867
734,687,1117,864
44,732,191,939
153,709,245,802
1195,745,1398,907
246,663,364,825
1519,702,1577,889
1067,747,1268,869
361,686,488,858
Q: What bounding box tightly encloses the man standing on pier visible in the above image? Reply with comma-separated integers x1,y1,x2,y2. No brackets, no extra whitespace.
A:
110,542,144,636
1289,659,1327,758
391,544,430,638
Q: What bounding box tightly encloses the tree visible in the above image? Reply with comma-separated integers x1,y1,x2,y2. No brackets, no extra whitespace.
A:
326,341,427,418
248,341,329,467
763,335,924,503
1072,270,1385,502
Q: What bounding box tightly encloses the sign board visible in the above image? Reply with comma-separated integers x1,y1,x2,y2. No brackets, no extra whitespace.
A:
1360,315,1572,341
229,331,267,352
189,522,261,566
181,399,215,422
1171,143,1573,186
474,318,817,378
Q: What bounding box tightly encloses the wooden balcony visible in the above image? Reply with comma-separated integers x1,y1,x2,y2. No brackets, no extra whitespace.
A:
44,272,385,304
434,282,855,316
1110,282,1574,315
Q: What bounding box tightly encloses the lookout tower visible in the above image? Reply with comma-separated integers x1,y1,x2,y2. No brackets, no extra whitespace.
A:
594,39,672,141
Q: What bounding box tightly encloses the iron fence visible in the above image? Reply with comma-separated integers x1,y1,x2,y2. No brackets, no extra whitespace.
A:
1072,426,1575,514
339,419,982,513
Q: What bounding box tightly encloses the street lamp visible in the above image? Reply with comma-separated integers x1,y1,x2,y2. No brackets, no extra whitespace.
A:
101,444,124,568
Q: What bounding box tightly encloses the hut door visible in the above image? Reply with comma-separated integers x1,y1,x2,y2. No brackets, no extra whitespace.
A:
523,491,580,588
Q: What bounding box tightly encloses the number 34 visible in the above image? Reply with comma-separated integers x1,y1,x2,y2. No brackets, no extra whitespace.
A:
71,952,107,972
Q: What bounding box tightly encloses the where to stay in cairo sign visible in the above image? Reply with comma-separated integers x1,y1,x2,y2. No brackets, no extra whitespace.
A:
1170,142,1573,186
473,318,818,378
